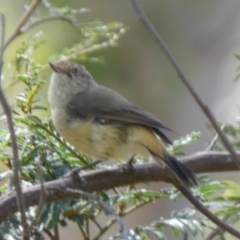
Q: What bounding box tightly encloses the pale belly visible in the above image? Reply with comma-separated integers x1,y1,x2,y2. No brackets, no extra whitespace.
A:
50,106,169,164
52,110,151,161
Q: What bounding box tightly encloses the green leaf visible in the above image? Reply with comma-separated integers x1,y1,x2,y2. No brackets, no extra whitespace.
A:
223,181,240,201
168,132,200,155
17,74,29,83
198,181,227,197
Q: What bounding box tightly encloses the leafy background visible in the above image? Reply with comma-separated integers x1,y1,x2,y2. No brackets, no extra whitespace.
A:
1,0,240,239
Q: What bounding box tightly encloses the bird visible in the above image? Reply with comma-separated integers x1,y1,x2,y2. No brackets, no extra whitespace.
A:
48,61,198,187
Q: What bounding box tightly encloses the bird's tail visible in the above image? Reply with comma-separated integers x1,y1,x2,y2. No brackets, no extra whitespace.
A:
131,126,198,187
163,154,198,187
149,148,198,187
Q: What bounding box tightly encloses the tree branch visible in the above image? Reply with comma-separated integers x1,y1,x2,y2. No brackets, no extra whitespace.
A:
176,184,240,238
3,0,41,49
128,0,240,169
0,14,29,240
19,16,81,35
206,124,225,151
28,158,46,232
126,1,240,233
0,151,238,224
205,215,230,240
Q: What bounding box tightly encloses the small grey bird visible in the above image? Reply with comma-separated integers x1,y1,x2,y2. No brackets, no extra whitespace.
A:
48,61,198,187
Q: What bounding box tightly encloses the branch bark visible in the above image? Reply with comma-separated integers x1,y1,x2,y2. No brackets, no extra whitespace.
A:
0,151,238,223
0,14,29,240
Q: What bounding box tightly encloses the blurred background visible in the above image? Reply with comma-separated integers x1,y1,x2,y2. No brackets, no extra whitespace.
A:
2,0,240,239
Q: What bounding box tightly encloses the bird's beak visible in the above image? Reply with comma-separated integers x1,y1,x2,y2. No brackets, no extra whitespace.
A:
49,62,63,73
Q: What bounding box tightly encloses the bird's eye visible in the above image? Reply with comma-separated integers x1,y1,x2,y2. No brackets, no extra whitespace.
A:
72,68,80,76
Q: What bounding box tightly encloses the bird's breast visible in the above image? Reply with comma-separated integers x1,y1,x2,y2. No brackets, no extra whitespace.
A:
51,109,131,160
51,109,158,161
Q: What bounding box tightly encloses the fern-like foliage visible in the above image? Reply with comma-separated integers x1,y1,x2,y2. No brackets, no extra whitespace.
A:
1,1,240,240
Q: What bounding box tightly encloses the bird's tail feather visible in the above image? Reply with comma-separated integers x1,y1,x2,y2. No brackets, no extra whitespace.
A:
148,148,198,187
164,154,198,187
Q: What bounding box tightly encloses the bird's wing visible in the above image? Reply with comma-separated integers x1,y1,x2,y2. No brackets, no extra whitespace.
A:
67,85,172,144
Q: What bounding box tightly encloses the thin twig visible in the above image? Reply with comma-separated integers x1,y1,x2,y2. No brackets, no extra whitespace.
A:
20,16,81,34
205,215,230,240
86,219,90,239
177,183,240,238
206,124,225,151
4,0,41,49
93,201,149,240
65,188,129,240
3,42,112,92
53,224,59,240
129,0,240,169
43,228,54,240
28,158,46,232
90,217,103,231
76,221,89,240
0,15,4,76
0,14,29,240
128,1,240,238
93,217,116,240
